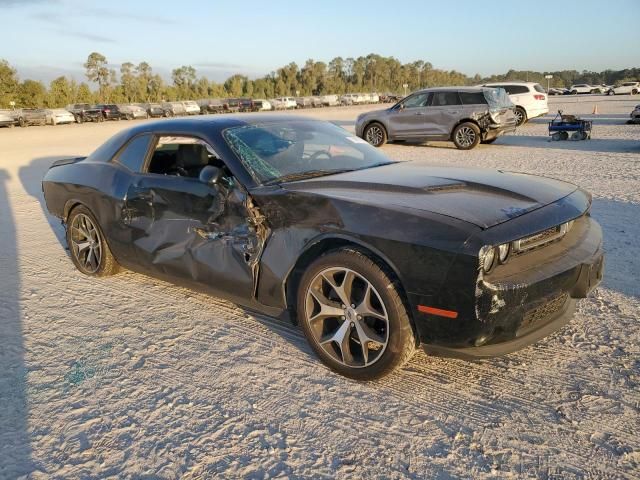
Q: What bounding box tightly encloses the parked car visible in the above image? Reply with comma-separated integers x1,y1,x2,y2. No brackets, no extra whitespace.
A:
15,108,47,127
628,104,640,124
321,94,340,106
311,96,324,108
568,84,602,95
0,109,16,127
369,93,380,103
66,103,103,123
482,81,548,126
41,116,603,380
356,87,516,149
610,81,640,95
269,98,286,110
182,100,201,115
238,98,254,112
118,104,148,120
197,99,226,114
161,102,187,117
272,97,296,109
143,103,166,118
253,99,272,111
548,88,568,96
95,104,124,121
224,98,241,113
45,108,75,125
296,97,313,109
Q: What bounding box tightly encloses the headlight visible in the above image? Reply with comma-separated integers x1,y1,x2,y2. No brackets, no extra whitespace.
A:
498,243,511,263
480,246,497,273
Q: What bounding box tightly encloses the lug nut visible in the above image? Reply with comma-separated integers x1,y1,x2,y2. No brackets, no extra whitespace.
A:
341,316,345,320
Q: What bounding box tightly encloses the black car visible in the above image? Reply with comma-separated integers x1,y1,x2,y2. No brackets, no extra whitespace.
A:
225,98,241,113
95,104,124,121
42,116,604,380
197,98,226,114
143,103,166,118
66,103,103,123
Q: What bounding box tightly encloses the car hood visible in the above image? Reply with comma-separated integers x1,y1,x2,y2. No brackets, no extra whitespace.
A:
282,162,578,229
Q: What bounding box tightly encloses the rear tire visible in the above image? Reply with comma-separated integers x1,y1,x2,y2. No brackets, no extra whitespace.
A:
19,117,26,127
66,205,119,277
514,107,527,126
452,122,481,150
632,89,638,95
297,248,416,380
363,122,388,147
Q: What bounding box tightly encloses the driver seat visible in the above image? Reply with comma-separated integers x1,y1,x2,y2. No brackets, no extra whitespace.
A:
176,144,209,177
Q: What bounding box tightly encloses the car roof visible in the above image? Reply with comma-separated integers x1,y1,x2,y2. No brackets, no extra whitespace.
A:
124,114,319,136
414,86,490,93
483,81,539,85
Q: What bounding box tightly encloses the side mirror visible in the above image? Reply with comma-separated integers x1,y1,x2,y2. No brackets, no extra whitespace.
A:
199,165,223,186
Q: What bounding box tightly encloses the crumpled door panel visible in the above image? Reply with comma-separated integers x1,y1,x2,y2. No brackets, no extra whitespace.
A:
121,176,267,299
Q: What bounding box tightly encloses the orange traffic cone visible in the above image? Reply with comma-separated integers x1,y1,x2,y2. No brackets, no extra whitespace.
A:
592,104,598,114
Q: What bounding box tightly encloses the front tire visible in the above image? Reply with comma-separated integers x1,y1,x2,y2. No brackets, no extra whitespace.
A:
66,206,119,277
363,122,387,147
452,122,481,150
297,248,415,380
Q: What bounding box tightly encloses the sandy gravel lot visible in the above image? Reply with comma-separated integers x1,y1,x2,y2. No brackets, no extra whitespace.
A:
1,96,639,479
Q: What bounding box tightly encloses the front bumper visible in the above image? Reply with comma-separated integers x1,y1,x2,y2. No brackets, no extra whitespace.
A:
421,215,603,359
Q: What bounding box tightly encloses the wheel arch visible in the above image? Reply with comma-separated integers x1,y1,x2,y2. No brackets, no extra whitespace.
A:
449,118,481,140
362,119,388,138
283,234,418,340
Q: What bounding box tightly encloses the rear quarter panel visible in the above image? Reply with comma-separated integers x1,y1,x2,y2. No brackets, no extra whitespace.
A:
43,160,132,261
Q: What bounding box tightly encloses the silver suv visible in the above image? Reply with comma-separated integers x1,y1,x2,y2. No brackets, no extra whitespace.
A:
355,87,516,150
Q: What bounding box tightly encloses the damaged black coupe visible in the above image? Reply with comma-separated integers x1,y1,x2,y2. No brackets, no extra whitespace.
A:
42,116,604,379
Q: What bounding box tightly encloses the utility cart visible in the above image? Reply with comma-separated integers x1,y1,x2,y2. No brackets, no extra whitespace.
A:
548,110,592,141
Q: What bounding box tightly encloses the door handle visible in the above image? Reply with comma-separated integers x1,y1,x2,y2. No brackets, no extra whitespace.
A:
447,110,459,114
415,112,425,116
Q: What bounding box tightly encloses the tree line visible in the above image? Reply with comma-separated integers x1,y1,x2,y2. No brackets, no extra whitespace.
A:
1,52,639,108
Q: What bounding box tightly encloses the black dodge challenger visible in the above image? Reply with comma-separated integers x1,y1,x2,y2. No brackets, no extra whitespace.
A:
42,115,604,380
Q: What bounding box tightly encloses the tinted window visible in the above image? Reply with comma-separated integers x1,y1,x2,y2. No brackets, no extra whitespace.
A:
432,92,461,106
115,134,152,172
401,92,430,108
501,85,529,94
533,84,545,93
459,92,488,105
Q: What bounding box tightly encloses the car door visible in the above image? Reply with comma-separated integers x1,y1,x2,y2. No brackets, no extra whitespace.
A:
386,92,432,137
117,134,260,301
427,91,464,137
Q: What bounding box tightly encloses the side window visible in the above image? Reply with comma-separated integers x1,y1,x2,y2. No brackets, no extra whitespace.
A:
459,92,488,105
147,135,222,178
401,92,431,109
432,92,461,106
114,134,152,172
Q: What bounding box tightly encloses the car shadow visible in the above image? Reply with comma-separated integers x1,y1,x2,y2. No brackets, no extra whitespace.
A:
18,156,75,249
530,114,634,126
0,169,35,477
487,135,640,154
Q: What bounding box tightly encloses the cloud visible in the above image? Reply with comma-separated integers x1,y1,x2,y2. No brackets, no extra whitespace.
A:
52,28,116,44
193,61,248,70
0,0,58,7
79,6,176,24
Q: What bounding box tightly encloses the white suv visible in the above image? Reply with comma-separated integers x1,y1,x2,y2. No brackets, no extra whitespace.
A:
611,82,640,95
569,84,602,94
482,82,548,126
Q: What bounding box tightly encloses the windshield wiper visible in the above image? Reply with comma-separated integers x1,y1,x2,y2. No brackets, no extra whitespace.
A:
264,169,354,185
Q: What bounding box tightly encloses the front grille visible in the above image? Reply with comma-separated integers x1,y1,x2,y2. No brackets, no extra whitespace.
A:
519,293,568,334
513,221,572,254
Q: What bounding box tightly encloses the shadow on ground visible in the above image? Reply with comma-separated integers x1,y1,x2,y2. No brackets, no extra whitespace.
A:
0,169,34,477
19,156,74,248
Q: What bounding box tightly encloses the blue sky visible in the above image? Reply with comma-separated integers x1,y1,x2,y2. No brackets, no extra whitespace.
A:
1,0,638,84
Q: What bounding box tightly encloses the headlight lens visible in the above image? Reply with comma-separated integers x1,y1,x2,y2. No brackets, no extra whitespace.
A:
498,243,511,263
481,246,496,273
